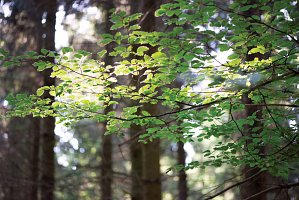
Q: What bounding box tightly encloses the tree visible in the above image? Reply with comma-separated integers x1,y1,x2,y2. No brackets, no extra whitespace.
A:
2,0,299,199
0,0,57,199
100,2,115,200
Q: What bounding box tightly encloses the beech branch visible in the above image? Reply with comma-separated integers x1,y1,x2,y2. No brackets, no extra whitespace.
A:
244,182,299,200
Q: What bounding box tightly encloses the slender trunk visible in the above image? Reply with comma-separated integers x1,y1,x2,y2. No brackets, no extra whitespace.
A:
128,1,145,199
40,1,57,200
128,0,162,199
101,3,115,200
239,2,288,199
130,124,144,200
240,94,266,200
177,141,188,200
142,139,161,200
30,117,40,200
101,131,113,200
238,1,266,198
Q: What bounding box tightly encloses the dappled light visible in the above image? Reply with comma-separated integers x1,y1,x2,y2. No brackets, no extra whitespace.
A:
1,0,299,200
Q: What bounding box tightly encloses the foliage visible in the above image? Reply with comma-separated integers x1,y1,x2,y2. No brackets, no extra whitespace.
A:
1,0,299,176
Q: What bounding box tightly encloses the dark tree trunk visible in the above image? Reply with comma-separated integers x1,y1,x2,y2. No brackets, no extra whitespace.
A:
239,94,267,200
40,1,57,200
177,141,188,200
30,117,41,200
142,139,162,200
128,2,145,200
239,1,288,199
100,2,115,200
101,131,113,200
138,0,162,198
130,124,144,200
128,0,162,199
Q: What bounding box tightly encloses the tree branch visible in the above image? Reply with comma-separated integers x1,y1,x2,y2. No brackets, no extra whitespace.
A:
244,182,299,200
203,170,263,200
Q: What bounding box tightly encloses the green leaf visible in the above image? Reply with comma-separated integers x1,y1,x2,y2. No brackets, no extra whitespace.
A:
41,48,48,55
248,45,267,54
101,34,114,45
136,46,149,56
141,111,151,116
218,44,230,52
49,90,56,96
97,50,107,58
239,5,253,12
36,88,45,96
129,24,141,31
62,47,74,54
151,52,166,59
155,9,166,17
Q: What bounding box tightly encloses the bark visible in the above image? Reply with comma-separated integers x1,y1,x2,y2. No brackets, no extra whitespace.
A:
6,118,36,200
177,141,188,200
138,1,162,198
128,1,145,200
100,127,113,200
239,94,267,200
40,1,57,200
239,1,288,199
128,1,162,199
130,124,144,200
142,139,161,200
30,117,41,200
100,2,115,200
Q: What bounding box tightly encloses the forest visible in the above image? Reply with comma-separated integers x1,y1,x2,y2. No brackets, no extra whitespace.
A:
0,0,299,199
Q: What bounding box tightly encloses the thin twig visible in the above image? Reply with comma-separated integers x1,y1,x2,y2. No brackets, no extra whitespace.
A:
203,170,264,200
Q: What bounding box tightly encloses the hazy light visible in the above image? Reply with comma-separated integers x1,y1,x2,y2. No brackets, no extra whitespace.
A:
2,100,8,107
1,2,12,17
55,6,69,49
79,147,85,153
70,138,79,150
184,142,195,164
58,155,69,167
55,123,74,142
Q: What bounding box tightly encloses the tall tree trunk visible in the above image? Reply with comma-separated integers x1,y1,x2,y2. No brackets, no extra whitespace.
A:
142,139,161,200
40,1,57,199
128,1,162,199
141,1,162,199
238,1,288,199
30,117,41,200
130,124,144,200
128,2,144,200
177,141,188,200
239,94,267,200
238,1,266,198
100,2,115,200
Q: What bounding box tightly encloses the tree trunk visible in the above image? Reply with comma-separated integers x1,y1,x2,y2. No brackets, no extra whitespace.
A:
101,131,113,200
130,124,144,200
128,1,162,199
239,1,288,199
100,2,115,200
128,1,145,200
239,94,267,200
177,141,188,200
30,117,41,200
40,1,57,200
142,139,162,200
139,0,162,198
